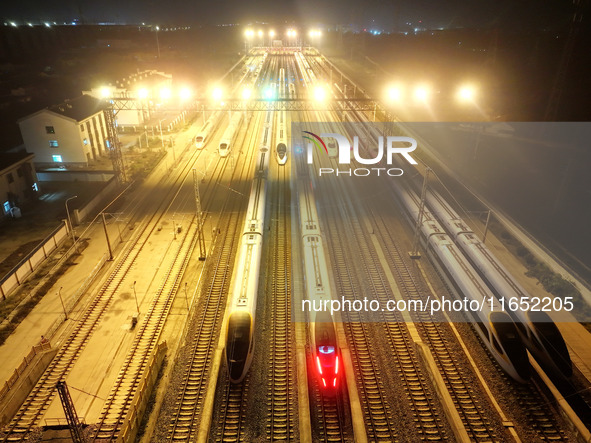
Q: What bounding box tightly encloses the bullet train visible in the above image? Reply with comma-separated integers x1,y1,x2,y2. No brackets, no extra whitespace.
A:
219,112,244,158
395,187,531,383
194,111,220,149
224,112,271,383
297,160,341,392
275,110,288,165
426,191,572,377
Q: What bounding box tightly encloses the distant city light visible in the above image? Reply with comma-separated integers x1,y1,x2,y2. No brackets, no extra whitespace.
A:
44,22,51,28
10,22,17,27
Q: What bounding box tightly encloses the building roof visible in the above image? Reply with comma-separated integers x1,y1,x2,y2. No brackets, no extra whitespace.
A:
47,95,106,122
0,152,34,175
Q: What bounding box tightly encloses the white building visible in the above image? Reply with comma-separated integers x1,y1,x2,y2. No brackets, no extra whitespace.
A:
0,152,39,219
18,95,109,167
83,70,172,128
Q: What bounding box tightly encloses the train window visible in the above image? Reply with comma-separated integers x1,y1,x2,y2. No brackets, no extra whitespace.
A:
319,346,335,354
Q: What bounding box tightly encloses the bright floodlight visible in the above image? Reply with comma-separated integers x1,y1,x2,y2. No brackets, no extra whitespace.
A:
212,87,223,101
313,86,327,102
386,85,402,102
155,26,160,31
242,87,252,100
258,29,263,37
264,87,275,100
414,85,430,103
245,29,254,38
179,87,191,101
457,85,476,102
160,87,171,100
137,88,149,99
269,30,275,38
100,87,111,98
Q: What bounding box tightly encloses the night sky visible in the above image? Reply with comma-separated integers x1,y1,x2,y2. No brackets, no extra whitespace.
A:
0,0,577,30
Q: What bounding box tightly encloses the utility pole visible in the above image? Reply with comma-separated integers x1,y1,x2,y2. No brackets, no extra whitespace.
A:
56,381,85,443
101,213,113,261
132,281,139,313
482,210,492,244
193,169,206,260
410,168,430,259
57,286,68,320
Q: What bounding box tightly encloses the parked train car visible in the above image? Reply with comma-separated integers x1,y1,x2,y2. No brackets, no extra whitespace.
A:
224,115,271,383
396,188,531,383
426,191,572,377
297,167,341,392
275,110,288,165
219,112,244,157
194,111,220,149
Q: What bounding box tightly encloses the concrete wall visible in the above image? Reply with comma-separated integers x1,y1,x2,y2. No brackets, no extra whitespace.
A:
0,346,58,427
37,171,114,182
0,222,68,299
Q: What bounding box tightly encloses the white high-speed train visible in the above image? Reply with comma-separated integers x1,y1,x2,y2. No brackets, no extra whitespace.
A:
426,191,572,377
275,110,288,165
194,111,220,149
396,187,531,383
224,111,271,383
297,160,341,392
219,112,244,157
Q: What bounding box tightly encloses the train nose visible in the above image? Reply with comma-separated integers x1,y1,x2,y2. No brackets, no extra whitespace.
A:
228,358,247,383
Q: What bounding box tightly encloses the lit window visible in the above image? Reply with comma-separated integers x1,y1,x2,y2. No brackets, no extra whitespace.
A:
45,126,55,134
83,138,88,145
32,183,39,192
52,155,62,162
49,140,59,148
3,201,10,214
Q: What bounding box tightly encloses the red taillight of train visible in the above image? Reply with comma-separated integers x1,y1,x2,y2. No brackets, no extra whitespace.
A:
316,346,339,390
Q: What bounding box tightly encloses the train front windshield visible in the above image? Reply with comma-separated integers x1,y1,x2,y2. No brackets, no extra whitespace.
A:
226,313,251,380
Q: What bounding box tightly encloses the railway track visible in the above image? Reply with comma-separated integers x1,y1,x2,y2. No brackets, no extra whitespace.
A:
0,145,208,443
368,206,498,441
319,187,443,441
264,136,296,441
92,213,199,440
167,108,261,442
